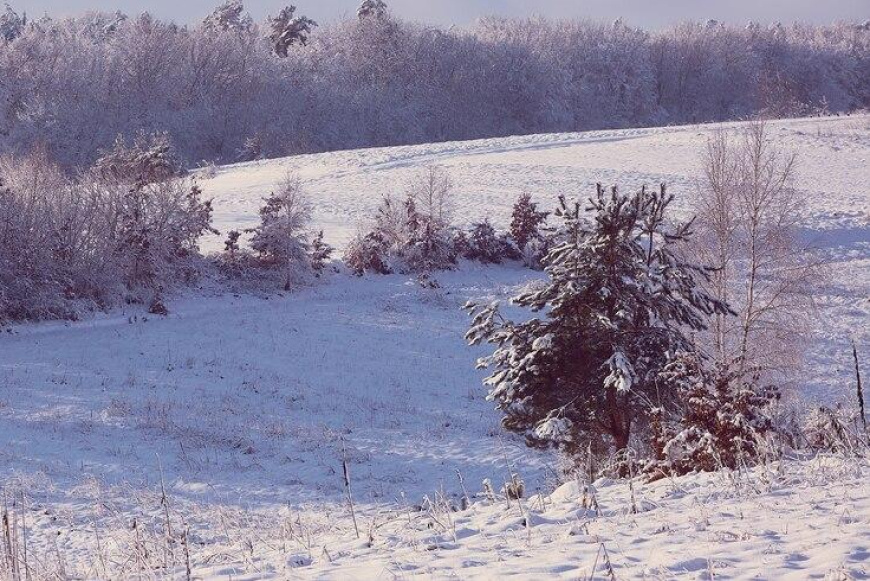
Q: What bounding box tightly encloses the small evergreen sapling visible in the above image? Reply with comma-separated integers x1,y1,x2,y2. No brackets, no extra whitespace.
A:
466,185,730,456
647,352,779,478
309,230,333,276
248,174,312,290
510,193,549,267
224,230,241,259
510,193,548,249
463,220,515,264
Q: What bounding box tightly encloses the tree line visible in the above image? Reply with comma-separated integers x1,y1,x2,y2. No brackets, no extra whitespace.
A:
0,1,867,170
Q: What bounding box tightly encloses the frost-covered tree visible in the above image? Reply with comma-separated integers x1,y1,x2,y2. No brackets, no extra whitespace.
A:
203,0,252,33
268,6,317,57
466,185,730,455
694,121,821,379
0,3,25,43
248,174,312,290
94,133,185,187
647,351,779,477
357,0,388,20
114,180,216,291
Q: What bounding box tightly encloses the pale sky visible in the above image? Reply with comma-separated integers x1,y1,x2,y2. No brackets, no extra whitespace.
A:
14,0,869,28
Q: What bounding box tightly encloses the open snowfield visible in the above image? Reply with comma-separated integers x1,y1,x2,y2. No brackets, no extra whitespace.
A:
1,115,869,579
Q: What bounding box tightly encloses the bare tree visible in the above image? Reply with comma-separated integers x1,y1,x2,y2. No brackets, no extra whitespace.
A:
405,165,453,228
694,120,823,378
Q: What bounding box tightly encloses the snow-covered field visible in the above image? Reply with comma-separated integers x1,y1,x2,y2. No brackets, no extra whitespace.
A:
1,116,868,579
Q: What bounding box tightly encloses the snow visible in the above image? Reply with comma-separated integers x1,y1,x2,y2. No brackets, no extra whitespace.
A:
1,115,869,579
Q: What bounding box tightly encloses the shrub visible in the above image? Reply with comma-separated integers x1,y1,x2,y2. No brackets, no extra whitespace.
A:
93,132,186,186
646,352,780,478
343,166,456,275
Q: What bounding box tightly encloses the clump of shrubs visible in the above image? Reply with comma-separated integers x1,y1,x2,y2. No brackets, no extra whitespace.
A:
345,168,551,275
216,173,334,289
345,166,458,275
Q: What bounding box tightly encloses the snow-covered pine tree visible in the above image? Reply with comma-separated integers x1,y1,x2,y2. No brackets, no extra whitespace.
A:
466,185,730,456
203,0,252,33
510,193,549,267
309,230,333,276
268,6,317,57
248,174,312,290
647,351,779,478
357,0,388,20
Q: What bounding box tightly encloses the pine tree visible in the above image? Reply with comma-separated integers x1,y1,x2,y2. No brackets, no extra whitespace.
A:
203,0,252,33
510,193,548,250
465,220,506,264
647,352,779,478
248,174,312,290
466,185,730,455
309,230,333,276
268,6,317,57
357,0,388,20
224,230,241,259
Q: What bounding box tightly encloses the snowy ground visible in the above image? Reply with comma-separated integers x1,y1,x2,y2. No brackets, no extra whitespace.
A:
1,115,868,579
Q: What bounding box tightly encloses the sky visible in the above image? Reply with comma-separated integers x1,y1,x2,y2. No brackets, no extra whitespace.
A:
15,0,869,28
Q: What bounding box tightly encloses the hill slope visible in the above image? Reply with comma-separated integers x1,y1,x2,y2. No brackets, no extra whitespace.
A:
0,116,868,579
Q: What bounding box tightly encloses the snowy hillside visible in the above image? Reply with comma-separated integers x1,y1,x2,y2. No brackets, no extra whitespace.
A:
1,115,868,579
201,114,870,402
